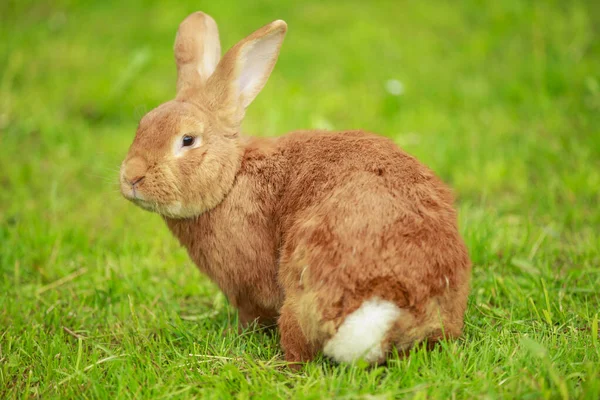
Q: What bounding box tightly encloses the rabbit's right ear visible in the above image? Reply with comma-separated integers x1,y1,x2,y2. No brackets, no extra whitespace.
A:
174,12,221,94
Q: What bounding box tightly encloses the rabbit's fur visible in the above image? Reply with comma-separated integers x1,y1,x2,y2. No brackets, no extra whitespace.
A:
120,12,471,365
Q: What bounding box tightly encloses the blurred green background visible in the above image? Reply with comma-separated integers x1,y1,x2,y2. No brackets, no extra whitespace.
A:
1,0,599,398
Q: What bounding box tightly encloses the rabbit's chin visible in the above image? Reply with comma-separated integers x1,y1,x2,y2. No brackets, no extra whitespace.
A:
126,196,190,219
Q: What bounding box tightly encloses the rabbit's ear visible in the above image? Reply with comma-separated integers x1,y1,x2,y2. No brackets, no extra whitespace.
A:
174,12,221,93
209,20,287,111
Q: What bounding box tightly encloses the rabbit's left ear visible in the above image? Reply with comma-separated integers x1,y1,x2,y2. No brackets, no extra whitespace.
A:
174,12,221,93
208,20,287,111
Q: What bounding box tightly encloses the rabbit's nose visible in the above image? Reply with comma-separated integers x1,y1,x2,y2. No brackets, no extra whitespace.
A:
122,156,148,186
128,175,145,186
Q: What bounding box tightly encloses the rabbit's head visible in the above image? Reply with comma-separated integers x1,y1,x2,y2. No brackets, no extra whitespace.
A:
120,12,287,218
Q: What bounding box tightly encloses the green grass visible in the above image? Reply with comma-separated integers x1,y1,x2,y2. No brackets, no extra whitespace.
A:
1,0,599,398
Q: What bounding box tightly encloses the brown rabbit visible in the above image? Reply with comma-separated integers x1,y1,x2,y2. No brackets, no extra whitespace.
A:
120,11,471,365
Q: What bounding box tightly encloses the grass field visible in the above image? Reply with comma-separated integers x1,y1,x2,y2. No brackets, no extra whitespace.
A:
1,0,600,398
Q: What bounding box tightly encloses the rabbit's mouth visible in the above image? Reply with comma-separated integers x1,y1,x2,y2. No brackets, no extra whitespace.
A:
121,182,144,201
119,176,194,218
121,182,158,212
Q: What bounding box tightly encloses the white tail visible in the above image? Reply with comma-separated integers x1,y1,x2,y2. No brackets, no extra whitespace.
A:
323,297,402,363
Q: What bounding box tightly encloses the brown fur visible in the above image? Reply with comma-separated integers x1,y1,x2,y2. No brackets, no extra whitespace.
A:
120,12,471,365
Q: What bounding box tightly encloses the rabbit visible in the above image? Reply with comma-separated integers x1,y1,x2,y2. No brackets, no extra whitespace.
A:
119,11,471,366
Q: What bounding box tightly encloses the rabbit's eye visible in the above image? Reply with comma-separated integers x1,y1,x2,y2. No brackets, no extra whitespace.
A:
182,135,195,147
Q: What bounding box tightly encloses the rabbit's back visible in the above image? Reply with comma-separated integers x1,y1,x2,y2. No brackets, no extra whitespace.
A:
273,130,471,361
